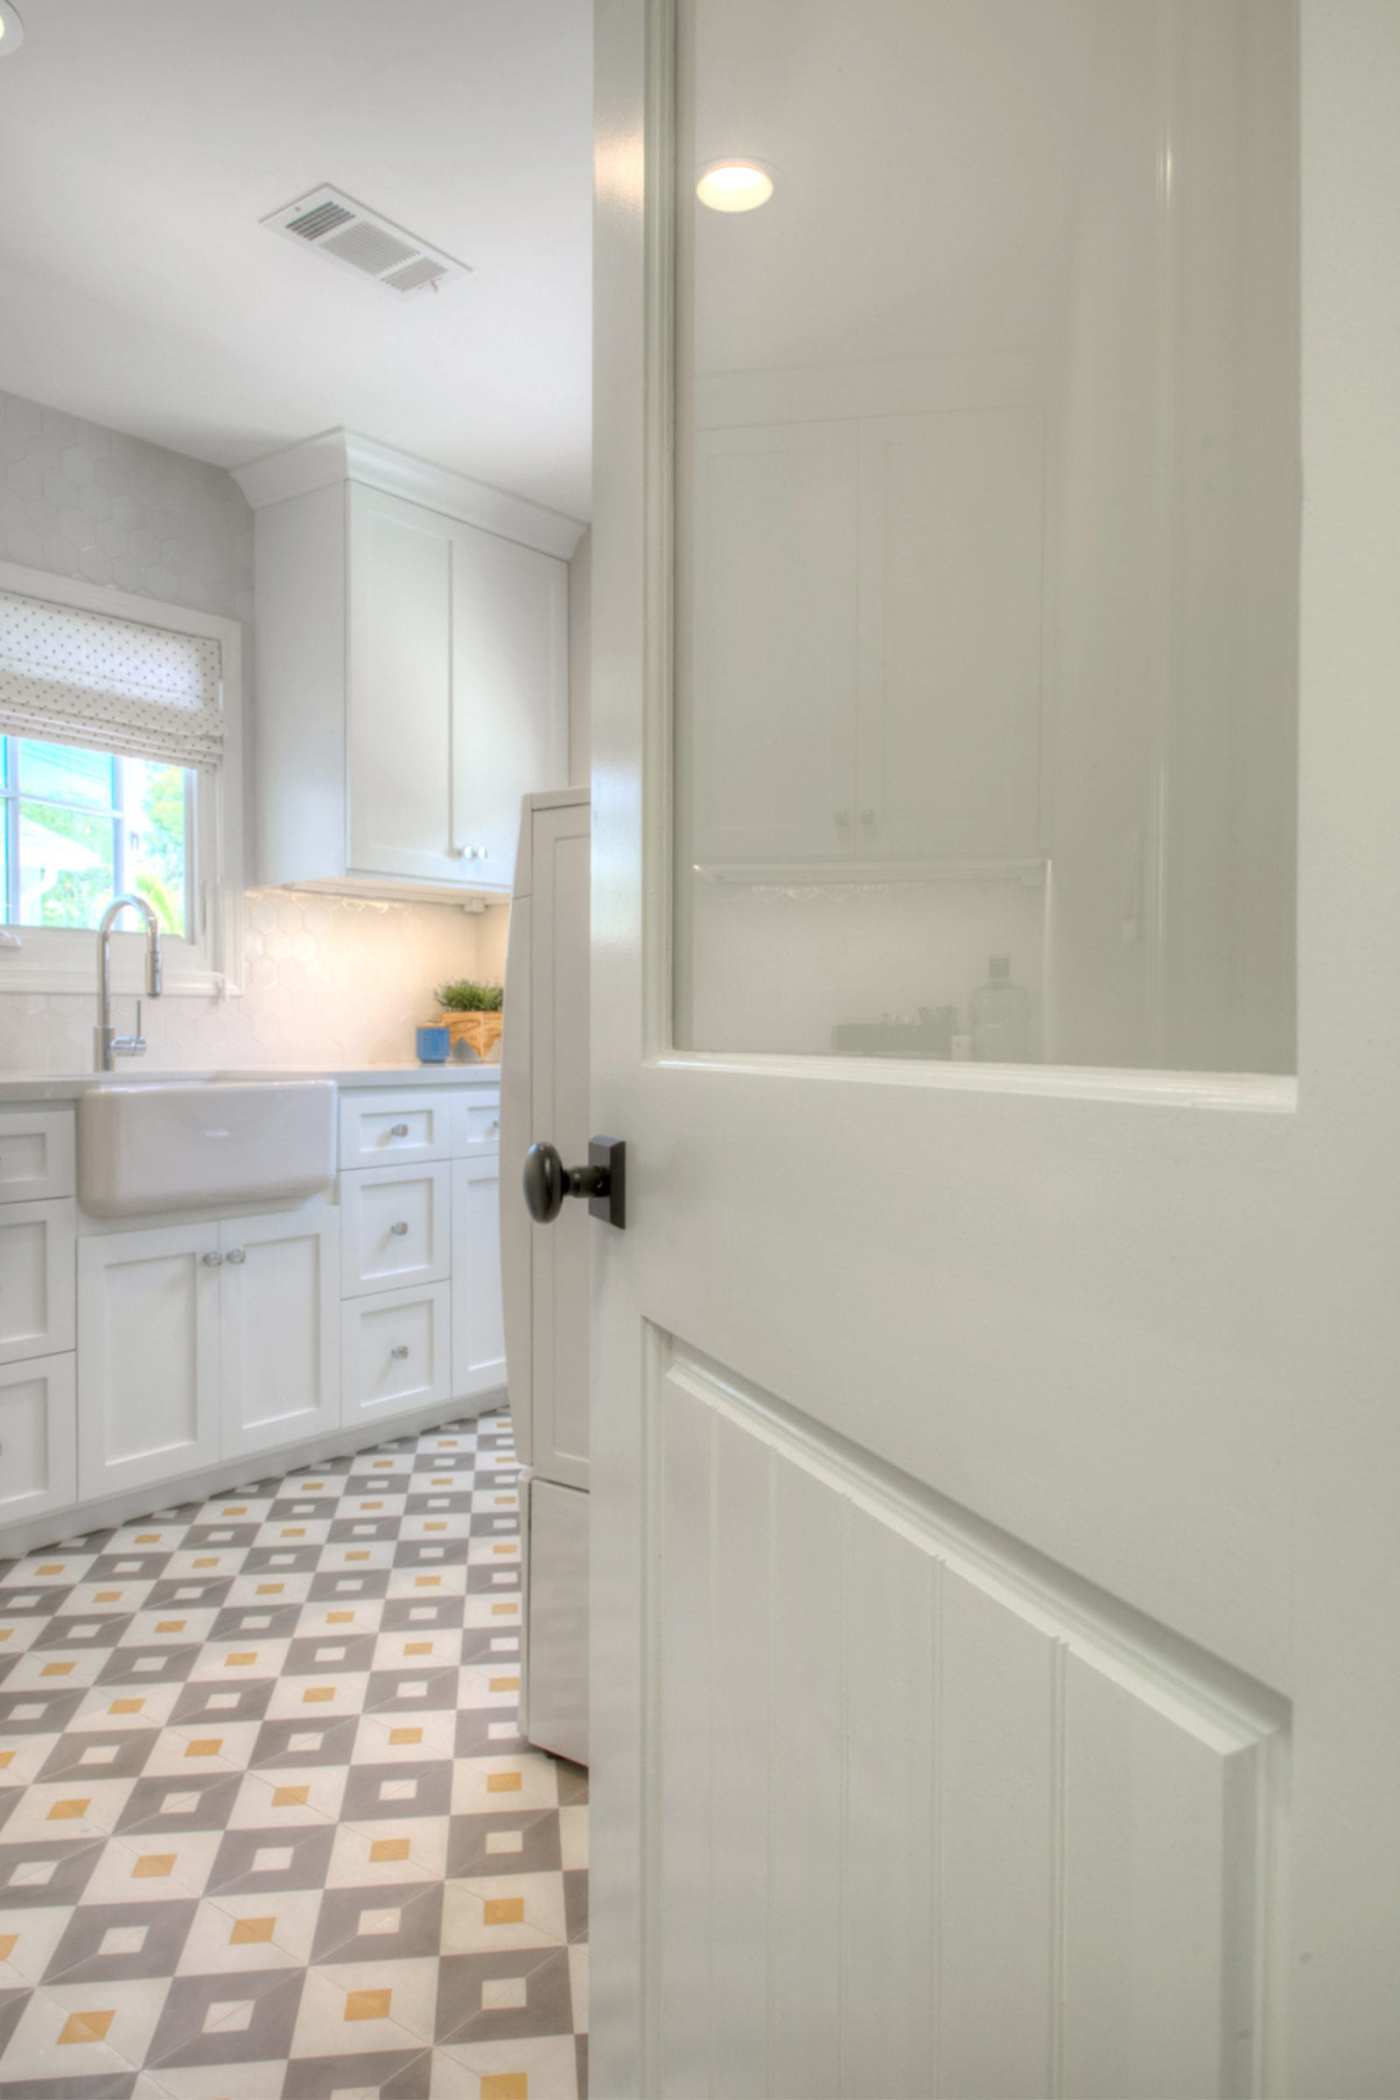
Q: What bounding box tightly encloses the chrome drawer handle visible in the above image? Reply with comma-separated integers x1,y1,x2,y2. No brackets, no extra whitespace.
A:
225,1248,246,1266
390,1344,410,1360
390,1221,410,1236
201,1251,223,1268
389,1123,411,1138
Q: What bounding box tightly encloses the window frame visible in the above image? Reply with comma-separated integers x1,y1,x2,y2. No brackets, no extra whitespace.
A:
0,558,245,998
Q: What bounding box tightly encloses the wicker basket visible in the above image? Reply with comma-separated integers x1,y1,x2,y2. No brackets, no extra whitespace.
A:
441,1010,504,1062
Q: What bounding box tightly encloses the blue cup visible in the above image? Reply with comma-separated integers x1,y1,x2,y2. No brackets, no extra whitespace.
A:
416,1025,451,1064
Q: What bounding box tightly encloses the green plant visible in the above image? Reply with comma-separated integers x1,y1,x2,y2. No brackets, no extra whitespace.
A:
436,978,504,1013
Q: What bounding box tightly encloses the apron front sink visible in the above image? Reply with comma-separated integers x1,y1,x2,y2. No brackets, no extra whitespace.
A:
79,1079,337,1218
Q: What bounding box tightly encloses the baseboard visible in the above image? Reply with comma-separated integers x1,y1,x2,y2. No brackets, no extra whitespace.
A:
0,1384,511,1563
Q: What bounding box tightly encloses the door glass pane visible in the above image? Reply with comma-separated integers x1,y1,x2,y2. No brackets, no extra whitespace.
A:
673,0,1299,1075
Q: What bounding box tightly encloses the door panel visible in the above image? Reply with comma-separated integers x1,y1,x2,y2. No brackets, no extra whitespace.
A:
451,522,568,883
77,1224,220,1500
348,484,458,883
452,1156,506,1400
220,1209,340,1459
643,1344,1280,2100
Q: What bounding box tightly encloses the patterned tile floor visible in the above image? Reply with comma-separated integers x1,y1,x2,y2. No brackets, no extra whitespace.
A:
0,1412,588,2100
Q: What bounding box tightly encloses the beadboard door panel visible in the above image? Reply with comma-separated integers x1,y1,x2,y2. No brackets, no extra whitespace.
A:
642,1343,1282,2100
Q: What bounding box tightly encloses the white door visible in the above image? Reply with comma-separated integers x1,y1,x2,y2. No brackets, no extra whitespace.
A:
590,4,1400,2096
78,1223,221,1501
220,1208,340,1461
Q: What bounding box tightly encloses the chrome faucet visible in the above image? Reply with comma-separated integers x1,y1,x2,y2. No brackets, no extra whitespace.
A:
94,894,163,1072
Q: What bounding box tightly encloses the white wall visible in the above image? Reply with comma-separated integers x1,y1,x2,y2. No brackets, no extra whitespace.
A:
0,387,494,1074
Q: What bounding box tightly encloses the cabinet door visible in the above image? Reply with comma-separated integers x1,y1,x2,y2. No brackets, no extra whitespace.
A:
680,420,861,868
220,1209,340,1462
78,1224,221,1501
0,1198,76,1366
858,405,1044,861
347,484,462,885
452,1156,506,1402
0,1353,77,1524
451,520,568,888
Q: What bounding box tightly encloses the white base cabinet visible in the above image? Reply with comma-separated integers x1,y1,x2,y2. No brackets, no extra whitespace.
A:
0,1353,77,1522
79,1210,340,1499
0,1077,504,1550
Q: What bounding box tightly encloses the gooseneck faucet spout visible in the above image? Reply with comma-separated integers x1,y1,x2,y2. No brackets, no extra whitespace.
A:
94,894,163,1073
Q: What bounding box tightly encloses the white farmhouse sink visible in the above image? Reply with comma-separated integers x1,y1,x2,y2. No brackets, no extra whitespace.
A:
79,1079,337,1218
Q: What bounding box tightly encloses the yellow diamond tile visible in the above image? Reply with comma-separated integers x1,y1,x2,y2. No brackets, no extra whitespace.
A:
345,1988,392,2021
59,2010,115,2045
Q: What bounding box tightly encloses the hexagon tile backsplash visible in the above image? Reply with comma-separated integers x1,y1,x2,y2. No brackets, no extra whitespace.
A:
0,890,508,1074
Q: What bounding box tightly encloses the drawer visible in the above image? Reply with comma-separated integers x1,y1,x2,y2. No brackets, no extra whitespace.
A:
0,1352,77,1524
0,1107,75,1203
339,1089,454,1171
0,1198,76,1367
452,1089,502,1158
341,1281,451,1424
340,1161,451,1298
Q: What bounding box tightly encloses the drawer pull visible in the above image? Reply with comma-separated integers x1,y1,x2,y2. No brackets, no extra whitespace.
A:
390,1343,410,1361
390,1221,410,1237
225,1248,247,1266
201,1251,223,1268
389,1123,411,1138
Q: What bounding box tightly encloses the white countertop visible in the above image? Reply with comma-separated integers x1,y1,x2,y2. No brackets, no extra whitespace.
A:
0,1063,501,1104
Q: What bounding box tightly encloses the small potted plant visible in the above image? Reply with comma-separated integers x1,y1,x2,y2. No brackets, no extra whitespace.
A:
437,978,504,1062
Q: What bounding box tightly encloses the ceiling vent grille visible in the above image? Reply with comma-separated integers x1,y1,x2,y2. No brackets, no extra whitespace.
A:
263,185,470,298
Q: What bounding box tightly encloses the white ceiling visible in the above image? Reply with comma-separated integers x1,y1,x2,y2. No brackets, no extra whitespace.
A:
0,0,593,519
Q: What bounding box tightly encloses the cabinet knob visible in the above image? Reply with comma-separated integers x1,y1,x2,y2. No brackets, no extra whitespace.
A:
201,1251,223,1268
390,1344,410,1361
390,1221,410,1237
834,809,850,828
225,1248,246,1266
860,808,876,828
389,1123,411,1138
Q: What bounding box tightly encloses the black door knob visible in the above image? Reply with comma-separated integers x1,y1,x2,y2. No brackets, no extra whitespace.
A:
522,1138,626,1229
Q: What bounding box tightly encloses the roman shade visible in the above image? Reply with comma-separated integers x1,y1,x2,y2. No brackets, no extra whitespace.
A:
0,588,224,771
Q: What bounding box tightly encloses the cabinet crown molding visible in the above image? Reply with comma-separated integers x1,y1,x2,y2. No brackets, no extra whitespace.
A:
232,428,586,563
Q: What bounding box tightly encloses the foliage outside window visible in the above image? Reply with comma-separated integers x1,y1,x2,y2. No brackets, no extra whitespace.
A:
0,735,192,937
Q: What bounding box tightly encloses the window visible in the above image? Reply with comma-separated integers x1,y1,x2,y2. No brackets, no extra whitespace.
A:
0,561,244,995
0,737,193,936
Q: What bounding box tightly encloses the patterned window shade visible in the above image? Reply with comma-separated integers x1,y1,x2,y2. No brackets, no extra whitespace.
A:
0,589,224,770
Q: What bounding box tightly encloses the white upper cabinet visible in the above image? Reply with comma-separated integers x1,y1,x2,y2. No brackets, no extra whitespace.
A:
239,431,578,899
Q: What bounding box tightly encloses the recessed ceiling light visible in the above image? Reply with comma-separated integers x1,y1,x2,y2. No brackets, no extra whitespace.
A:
695,160,774,214
0,1,26,56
